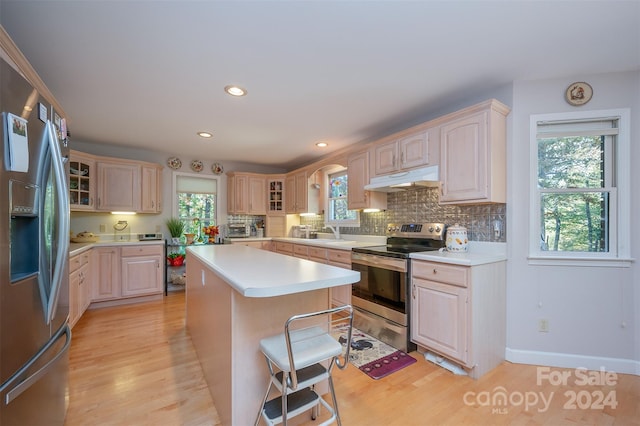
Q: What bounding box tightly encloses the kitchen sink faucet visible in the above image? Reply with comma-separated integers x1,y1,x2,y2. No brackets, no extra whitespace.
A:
325,224,340,240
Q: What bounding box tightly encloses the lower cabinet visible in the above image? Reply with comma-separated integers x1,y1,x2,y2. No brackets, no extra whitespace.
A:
410,259,506,379
121,245,164,297
69,251,91,328
327,249,352,307
91,244,164,306
229,240,271,250
92,247,121,301
267,241,354,306
275,241,294,255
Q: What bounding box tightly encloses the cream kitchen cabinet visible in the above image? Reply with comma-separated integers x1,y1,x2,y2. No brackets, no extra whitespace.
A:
229,240,270,250
265,215,287,238
347,150,387,211
227,172,267,215
267,177,285,216
121,245,164,297
308,247,328,264
69,150,96,211
92,247,121,302
285,171,308,214
411,259,505,379
275,241,294,255
292,244,309,259
141,164,162,213
285,170,321,214
439,99,509,204
327,249,352,307
69,250,91,328
372,130,430,176
96,161,141,212
70,151,162,213
91,244,165,306
274,241,352,306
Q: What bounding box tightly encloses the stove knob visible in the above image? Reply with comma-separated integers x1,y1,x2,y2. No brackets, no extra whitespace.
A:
435,225,441,232
428,226,434,232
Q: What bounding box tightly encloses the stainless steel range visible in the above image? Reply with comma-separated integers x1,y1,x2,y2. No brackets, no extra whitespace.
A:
351,223,446,352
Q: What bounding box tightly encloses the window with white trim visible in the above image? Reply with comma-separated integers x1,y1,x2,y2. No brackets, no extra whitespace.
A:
173,173,217,236
530,109,630,263
325,169,359,226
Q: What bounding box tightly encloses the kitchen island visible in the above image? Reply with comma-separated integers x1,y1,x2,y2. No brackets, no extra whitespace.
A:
185,244,360,426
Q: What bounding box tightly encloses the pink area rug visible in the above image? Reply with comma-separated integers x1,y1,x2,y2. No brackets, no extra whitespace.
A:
333,327,417,380
358,350,416,380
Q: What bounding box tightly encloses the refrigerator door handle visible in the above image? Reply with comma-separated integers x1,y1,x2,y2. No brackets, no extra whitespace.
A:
0,325,71,405
45,121,70,325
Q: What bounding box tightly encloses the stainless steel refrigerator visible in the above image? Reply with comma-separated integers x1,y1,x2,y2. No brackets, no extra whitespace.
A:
0,57,71,425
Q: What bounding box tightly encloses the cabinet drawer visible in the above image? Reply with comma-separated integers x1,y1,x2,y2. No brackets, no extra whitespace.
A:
275,242,293,254
308,247,327,261
69,251,90,273
121,245,163,257
327,249,351,266
412,260,468,287
293,244,308,257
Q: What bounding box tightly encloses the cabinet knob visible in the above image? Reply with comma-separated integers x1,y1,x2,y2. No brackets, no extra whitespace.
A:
433,268,437,274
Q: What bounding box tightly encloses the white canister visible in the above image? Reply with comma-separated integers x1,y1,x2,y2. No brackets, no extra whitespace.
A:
446,224,468,253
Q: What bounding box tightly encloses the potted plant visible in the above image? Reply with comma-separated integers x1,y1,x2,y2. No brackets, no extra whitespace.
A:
165,218,185,244
167,252,185,266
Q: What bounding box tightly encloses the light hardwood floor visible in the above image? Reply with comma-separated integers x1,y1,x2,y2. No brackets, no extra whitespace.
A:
65,292,640,426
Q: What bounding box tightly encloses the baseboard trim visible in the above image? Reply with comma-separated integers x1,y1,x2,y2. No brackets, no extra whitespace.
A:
505,347,640,376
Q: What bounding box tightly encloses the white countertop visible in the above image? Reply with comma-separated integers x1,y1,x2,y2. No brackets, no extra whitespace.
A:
410,242,507,266
187,244,360,298
270,237,385,249
226,233,386,250
69,239,164,257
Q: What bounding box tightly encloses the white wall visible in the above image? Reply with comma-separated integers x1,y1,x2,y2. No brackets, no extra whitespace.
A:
68,140,285,238
506,70,640,375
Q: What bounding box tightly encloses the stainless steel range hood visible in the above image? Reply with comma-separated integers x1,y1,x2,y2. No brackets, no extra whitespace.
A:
364,165,440,192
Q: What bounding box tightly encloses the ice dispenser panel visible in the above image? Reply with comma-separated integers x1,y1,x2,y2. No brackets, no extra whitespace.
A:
9,180,39,282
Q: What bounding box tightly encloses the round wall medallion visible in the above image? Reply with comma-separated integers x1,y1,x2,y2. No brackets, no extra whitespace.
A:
167,157,182,170
190,160,204,172
212,163,224,175
565,82,593,106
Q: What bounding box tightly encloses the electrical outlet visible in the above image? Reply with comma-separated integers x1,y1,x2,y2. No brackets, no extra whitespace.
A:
539,319,549,332
99,224,106,233
155,224,161,232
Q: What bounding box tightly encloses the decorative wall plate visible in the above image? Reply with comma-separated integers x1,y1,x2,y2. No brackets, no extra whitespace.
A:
212,163,224,174
167,157,182,170
565,82,593,106
190,159,204,172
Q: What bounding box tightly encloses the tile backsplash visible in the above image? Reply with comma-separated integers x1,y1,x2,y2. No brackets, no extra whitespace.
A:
301,186,506,242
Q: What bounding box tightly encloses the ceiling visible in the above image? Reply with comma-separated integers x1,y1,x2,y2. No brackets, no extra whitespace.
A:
2,1,639,171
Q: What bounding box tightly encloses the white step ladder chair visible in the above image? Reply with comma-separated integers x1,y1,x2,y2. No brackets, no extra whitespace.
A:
255,305,353,426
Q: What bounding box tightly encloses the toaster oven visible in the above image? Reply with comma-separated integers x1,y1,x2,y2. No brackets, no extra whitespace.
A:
228,223,250,238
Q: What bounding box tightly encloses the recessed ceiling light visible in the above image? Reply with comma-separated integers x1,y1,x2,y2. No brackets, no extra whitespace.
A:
224,85,247,97
316,142,328,147
198,131,213,138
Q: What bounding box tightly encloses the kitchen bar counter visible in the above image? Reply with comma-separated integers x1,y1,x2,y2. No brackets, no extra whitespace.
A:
186,244,360,297
185,245,360,426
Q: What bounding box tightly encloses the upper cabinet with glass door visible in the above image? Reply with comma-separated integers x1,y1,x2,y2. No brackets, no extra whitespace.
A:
69,150,96,211
267,176,285,216
69,150,162,213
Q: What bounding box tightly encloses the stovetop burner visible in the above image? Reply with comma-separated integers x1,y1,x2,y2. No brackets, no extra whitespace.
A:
352,222,447,258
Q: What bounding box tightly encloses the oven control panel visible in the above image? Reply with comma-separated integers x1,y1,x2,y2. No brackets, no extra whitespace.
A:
386,222,446,239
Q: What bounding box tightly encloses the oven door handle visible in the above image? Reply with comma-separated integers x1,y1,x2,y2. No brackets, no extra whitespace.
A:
351,255,406,273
